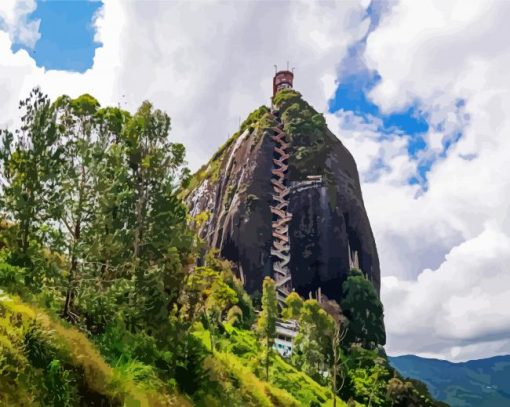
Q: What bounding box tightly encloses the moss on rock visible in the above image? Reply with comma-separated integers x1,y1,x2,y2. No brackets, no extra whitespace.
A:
273,90,331,181
182,105,272,199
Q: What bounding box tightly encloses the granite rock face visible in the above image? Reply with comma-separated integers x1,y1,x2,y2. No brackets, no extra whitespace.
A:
184,90,380,301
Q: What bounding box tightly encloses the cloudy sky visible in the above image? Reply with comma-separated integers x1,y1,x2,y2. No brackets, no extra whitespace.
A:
1,0,509,362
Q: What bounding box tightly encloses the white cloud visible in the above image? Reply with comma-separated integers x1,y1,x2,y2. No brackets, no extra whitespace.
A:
382,226,510,361
325,111,417,184
0,0,127,128
342,0,510,360
0,0,40,48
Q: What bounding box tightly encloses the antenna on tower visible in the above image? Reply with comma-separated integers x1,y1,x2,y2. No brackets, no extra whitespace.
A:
286,61,289,70
292,67,295,73
274,65,278,74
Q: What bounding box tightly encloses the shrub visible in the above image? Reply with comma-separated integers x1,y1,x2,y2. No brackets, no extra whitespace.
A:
0,254,26,295
174,334,209,395
44,359,79,407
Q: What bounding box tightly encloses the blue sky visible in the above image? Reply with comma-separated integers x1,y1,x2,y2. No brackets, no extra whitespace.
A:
329,70,429,152
329,69,433,187
328,2,434,187
12,0,102,72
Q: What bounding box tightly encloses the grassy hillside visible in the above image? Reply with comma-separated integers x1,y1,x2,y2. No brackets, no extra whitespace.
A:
0,257,442,407
0,259,344,407
0,289,192,407
390,354,510,407
0,291,345,407
193,323,346,407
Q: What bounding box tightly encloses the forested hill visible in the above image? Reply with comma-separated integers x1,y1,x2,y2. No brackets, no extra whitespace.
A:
1,89,443,406
390,354,510,407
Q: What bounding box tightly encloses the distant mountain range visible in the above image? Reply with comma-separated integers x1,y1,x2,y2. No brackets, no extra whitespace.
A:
389,354,510,407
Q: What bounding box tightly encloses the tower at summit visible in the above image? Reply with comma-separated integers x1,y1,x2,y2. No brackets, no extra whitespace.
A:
273,70,294,96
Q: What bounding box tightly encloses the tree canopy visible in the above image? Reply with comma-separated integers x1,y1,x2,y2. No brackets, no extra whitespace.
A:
341,269,386,349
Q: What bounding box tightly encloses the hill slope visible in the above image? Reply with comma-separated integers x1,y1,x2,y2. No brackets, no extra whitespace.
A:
0,288,345,407
0,289,192,407
389,354,510,407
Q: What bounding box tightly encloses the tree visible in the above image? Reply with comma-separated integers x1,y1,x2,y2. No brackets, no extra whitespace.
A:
122,101,188,266
322,300,348,407
51,94,101,321
226,305,243,326
71,106,135,332
350,357,389,407
282,291,303,320
341,269,386,349
182,265,238,353
205,277,237,353
0,88,60,274
121,101,192,328
256,277,278,381
84,106,132,277
292,299,334,382
204,249,256,329
386,377,408,406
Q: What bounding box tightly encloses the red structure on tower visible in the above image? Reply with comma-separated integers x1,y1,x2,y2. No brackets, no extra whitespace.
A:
273,70,294,96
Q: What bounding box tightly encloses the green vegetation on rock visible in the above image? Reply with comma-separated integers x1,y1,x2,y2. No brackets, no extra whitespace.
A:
273,89,331,180
182,105,272,198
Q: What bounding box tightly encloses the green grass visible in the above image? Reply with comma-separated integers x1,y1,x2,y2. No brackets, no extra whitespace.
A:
0,287,346,406
0,290,192,407
193,323,347,407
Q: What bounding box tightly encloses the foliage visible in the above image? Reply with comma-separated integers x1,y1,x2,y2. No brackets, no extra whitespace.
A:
0,89,198,404
256,277,278,381
322,300,349,407
282,291,303,320
205,250,256,328
193,323,346,407
272,89,334,186
341,269,386,349
173,333,210,396
0,290,189,406
349,355,390,406
0,88,61,287
336,345,443,407
226,305,243,326
1,89,193,331
292,299,334,383
0,252,26,296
